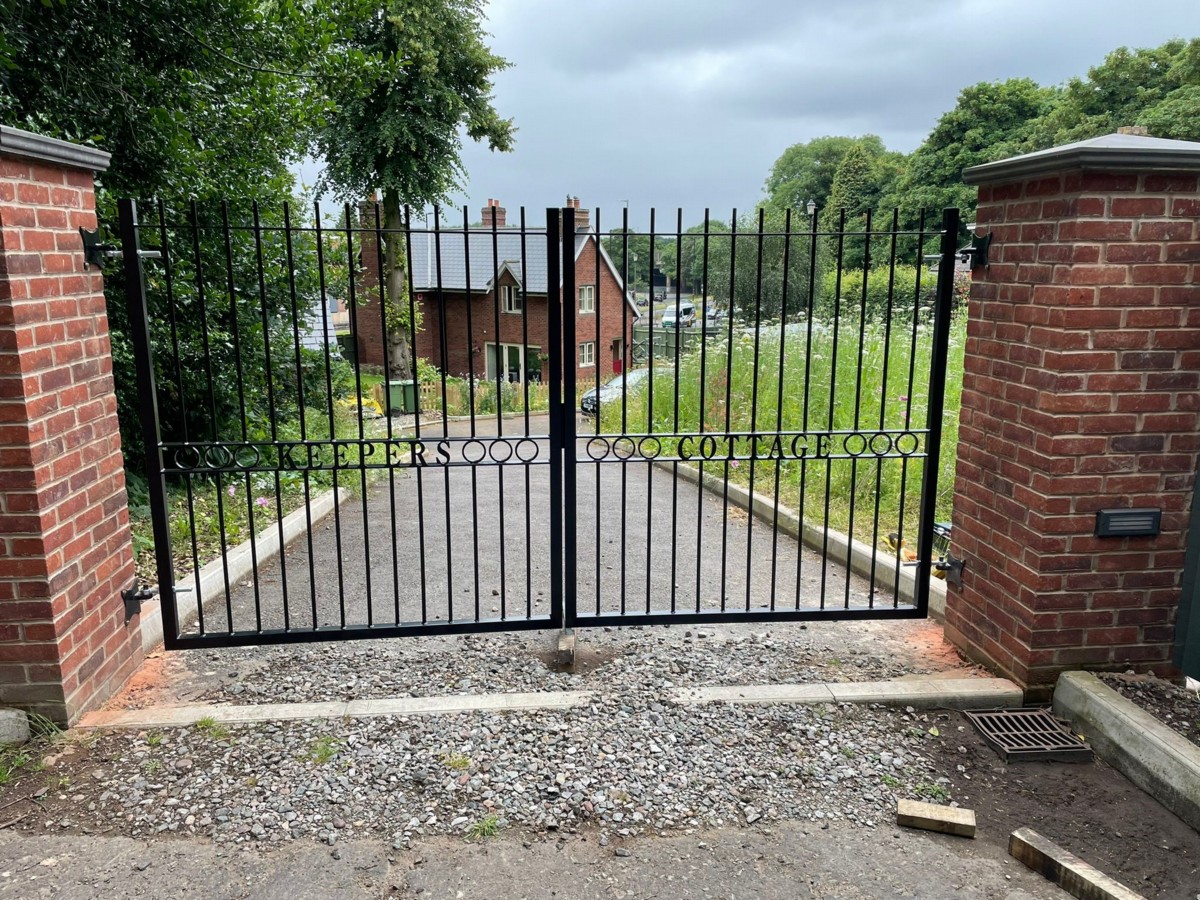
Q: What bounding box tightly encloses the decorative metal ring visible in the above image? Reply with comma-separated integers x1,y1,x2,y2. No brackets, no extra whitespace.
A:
612,437,637,459
586,437,610,461
488,439,514,464
869,432,894,456
173,445,202,471
462,439,487,464
637,437,661,459
234,444,262,469
515,438,540,463
204,445,234,470
895,432,920,456
843,433,868,457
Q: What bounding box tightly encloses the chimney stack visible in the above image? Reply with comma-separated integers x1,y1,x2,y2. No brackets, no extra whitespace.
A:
1118,125,1150,136
481,198,506,229
565,195,590,232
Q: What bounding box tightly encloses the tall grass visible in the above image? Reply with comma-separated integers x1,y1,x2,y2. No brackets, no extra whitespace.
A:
599,312,967,547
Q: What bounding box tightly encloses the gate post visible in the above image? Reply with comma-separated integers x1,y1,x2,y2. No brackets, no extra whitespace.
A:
0,127,143,724
947,132,1200,697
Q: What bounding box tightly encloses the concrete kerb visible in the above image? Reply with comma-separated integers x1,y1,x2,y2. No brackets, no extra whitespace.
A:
77,676,1022,731
665,461,949,618
138,487,353,652
1053,671,1200,833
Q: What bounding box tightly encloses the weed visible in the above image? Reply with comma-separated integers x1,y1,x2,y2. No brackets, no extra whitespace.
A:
194,717,231,741
146,732,165,747
0,749,30,786
466,814,500,841
442,752,470,771
26,713,61,740
839,747,856,759
916,782,951,803
881,774,901,789
305,736,340,765
143,759,162,775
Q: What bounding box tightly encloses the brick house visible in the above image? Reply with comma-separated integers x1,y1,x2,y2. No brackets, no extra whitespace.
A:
355,198,639,384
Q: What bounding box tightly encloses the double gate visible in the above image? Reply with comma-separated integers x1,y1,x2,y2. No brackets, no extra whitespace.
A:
120,199,960,650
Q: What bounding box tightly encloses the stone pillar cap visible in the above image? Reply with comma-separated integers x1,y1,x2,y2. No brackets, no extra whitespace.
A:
963,132,1200,185
0,125,111,173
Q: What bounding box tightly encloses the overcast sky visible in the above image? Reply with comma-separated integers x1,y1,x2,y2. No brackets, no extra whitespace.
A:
302,1,1200,226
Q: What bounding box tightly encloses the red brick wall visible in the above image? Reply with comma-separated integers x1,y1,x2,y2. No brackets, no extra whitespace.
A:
948,170,1200,692
358,221,633,386
0,148,142,723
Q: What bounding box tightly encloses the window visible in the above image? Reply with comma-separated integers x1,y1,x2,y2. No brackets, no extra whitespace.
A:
579,341,595,368
501,284,522,314
486,343,541,382
578,284,595,314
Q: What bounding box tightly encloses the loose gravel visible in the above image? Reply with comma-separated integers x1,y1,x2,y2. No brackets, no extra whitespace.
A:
181,623,973,706
1098,672,1200,749
35,699,962,850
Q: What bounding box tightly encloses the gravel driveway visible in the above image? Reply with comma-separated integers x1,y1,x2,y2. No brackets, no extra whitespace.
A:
190,413,887,635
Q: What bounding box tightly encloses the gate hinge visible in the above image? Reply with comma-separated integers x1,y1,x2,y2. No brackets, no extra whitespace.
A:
79,227,162,269
934,553,966,589
122,582,158,623
957,232,992,269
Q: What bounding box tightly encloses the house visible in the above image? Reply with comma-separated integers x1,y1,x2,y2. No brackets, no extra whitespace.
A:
354,198,639,384
298,291,341,352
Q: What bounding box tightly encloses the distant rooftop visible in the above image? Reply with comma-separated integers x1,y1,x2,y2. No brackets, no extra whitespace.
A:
963,133,1200,184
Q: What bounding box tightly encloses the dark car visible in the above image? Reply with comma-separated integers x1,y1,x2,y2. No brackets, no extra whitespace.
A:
580,368,650,417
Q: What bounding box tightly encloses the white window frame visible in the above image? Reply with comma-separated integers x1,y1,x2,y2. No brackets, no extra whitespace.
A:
579,341,595,368
501,284,522,314
578,284,595,314
486,342,540,382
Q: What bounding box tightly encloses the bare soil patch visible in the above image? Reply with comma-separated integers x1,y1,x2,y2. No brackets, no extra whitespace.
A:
1098,672,1200,750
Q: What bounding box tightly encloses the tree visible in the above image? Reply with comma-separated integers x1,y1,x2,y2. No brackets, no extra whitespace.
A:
820,142,877,272
763,135,901,215
313,0,515,381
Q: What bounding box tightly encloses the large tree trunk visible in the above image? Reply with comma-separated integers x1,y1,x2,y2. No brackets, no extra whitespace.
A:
382,188,413,381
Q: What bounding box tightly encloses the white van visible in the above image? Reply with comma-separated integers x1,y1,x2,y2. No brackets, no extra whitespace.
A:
661,301,696,328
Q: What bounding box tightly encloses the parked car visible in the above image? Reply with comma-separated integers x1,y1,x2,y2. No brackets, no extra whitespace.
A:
661,301,696,328
580,368,651,417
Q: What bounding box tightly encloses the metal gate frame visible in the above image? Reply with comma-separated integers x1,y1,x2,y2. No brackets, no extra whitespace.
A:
122,199,960,649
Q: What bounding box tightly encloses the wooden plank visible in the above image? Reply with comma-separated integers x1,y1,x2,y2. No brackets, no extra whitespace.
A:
895,799,976,838
1008,827,1146,900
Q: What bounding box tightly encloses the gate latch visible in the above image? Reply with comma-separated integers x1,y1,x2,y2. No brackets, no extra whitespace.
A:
121,583,158,623
934,553,966,589
79,227,162,269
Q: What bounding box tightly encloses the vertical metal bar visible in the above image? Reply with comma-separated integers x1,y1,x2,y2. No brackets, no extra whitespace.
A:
251,201,290,631
519,208,532,619
433,206,454,621
695,210,711,613
282,202,319,629
845,209,873,609
313,203,347,629
769,209,793,610
820,209,847,610
795,203,819,609
189,201,234,631
220,201,262,632
913,207,960,618
546,209,565,627
594,207,602,616
719,210,737,612
156,200,205,635
489,203,507,619
619,210,630,616
118,199,179,646
561,207,578,625
645,209,655,613
462,206,481,622
402,206,430,624
868,210,902,607
374,202,401,625
343,203,373,625
670,209,683,614
896,210,930,607
745,208,766,611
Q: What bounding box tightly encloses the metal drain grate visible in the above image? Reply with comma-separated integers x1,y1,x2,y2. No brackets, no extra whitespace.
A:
964,708,1094,763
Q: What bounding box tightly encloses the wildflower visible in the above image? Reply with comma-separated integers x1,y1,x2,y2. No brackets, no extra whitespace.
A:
730,460,741,468
255,496,270,508
227,485,236,497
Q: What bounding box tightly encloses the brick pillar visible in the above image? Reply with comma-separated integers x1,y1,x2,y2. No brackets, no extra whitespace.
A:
0,126,143,724
948,133,1200,696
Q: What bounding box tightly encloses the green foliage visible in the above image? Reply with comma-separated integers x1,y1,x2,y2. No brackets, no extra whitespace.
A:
818,265,929,321
764,135,900,216
305,736,341,765
466,814,500,840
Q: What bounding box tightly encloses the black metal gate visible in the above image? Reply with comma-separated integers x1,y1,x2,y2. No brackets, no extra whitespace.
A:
120,199,959,649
